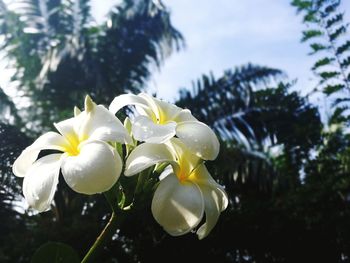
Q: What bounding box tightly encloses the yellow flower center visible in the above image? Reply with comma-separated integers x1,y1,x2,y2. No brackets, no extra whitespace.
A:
153,112,166,125
175,157,193,183
175,157,204,185
151,105,169,125
177,171,187,183
63,133,88,156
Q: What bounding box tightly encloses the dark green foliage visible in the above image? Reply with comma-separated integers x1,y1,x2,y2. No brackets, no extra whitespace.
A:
0,189,31,263
309,42,329,53
319,70,340,80
329,25,347,41
111,68,350,263
0,88,21,125
31,242,80,263
0,123,30,195
0,0,183,132
337,40,350,55
301,29,323,42
323,83,344,94
0,122,32,262
177,65,322,192
326,12,344,28
177,64,284,128
0,1,183,262
312,56,334,69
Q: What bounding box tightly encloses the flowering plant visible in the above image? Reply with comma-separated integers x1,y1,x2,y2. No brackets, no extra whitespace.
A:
13,94,228,261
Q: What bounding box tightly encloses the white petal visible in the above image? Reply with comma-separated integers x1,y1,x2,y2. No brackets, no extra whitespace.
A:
79,104,131,144
89,126,131,144
74,106,81,117
190,164,228,239
124,117,132,135
61,141,122,194
109,93,155,119
152,97,182,121
132,115,176,143
158,165,173,181
13,132,68,177
168,138,201,176
139,93,197,123
176,121,220,160
125,143,177,176
151,173,204,236
138,93,162,120
23,153,62,212
54,116,82,144
172,109,197,122
196,185,224,240
190,164,228,211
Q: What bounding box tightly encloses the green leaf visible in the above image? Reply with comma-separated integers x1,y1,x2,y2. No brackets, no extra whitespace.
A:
333,97,350,107
326,13,343,28
341,57,350,68
117,184,126,209
312,57,334,70
324,1,341,14
115,142,124,159
323,84,344,95
301,30,323,42
329,25,347,41
309,43,329,54
291,0,312,11
31,242,80,263
336,41,350,55
319,71,340,80
329,106,348,124
304,11,319,22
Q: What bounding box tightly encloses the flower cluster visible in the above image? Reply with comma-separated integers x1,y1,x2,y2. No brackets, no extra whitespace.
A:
13,93,228,239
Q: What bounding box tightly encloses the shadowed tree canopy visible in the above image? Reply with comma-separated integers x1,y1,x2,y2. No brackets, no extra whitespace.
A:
0,0,183,132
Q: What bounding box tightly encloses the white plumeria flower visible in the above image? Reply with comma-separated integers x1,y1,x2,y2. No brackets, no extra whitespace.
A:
109,93,220,160
124,138,228,239
12,95,131,212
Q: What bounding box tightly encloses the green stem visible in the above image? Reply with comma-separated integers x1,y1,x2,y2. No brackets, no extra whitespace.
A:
81,186,120,263
81,211,118,263
134,169,149,195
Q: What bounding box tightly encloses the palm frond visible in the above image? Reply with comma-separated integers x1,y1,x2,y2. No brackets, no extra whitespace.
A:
0,0,183,132
292,0,350,122
0,88,21,125
177,64,283,127
176,65,322,191
0,122,30,196
95,0,184,96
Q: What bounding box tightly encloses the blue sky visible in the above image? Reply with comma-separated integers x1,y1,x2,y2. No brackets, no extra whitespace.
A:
2,0,350,106
147,0,350,103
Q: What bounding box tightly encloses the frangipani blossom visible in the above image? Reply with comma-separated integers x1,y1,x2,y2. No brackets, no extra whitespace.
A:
109,93,220,160
12,96,131,212
125,138,228,239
